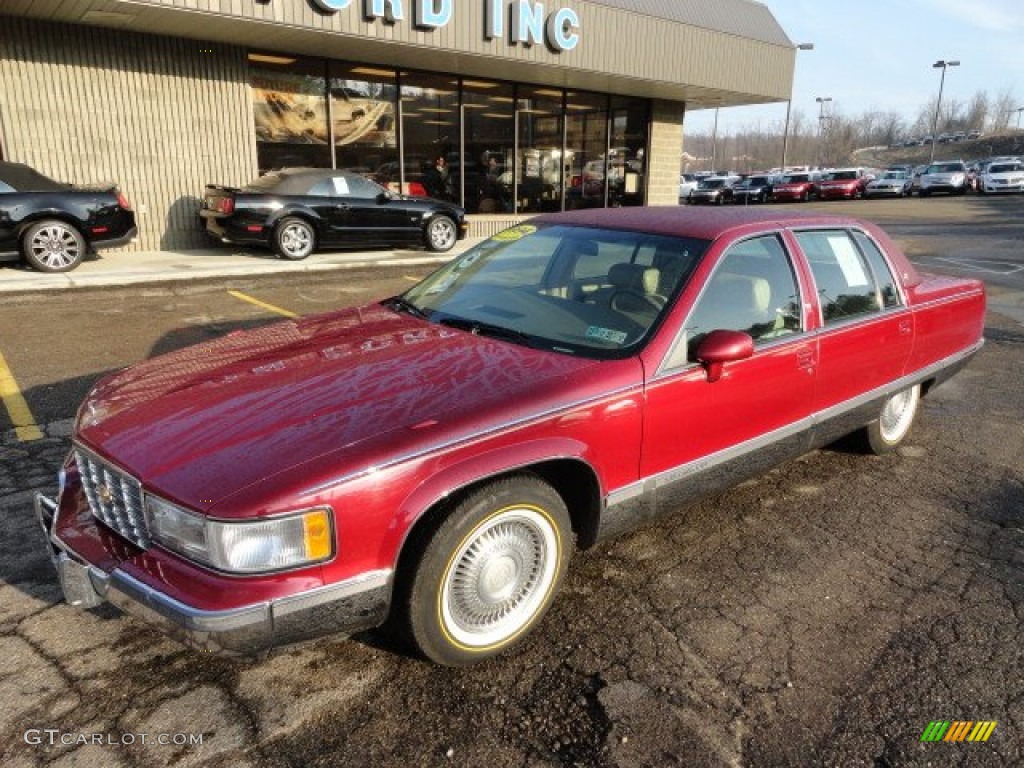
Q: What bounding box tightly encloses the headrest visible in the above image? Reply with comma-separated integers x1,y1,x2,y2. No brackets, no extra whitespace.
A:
714,274,771,312
609,263,661,295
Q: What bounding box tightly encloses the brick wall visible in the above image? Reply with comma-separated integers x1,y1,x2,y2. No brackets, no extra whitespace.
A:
645,99,684,206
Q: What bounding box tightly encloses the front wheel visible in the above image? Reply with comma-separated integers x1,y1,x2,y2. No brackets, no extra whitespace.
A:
425,215,457,252
863,384,921,454
273,217,315,260
22,220,86,272
403,475,573,666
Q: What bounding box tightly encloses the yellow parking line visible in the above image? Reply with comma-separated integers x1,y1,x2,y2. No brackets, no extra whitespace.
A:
228,290,299,319
0,349,43,442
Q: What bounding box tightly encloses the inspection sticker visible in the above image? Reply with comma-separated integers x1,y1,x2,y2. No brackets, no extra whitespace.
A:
586,326,627,344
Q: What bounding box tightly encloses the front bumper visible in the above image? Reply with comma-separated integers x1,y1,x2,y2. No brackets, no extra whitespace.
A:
35,493,391,655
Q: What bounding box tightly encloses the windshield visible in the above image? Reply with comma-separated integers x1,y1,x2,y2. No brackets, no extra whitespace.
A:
400,224,709,358
927,163,965,173
989,163,1023,173
780,174,809,184
881,172,906,180
699,179,727,189
825,171,857,181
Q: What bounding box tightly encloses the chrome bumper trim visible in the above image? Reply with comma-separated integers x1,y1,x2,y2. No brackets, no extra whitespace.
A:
36,492,392,655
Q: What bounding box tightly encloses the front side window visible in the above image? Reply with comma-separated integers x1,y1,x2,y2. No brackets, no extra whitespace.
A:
683,235,802,361
795,230,884,323
401,224,708,358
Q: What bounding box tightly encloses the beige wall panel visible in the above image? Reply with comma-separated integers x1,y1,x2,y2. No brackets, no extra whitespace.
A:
0,16,257,250
646,99,682,207
37,0,793,105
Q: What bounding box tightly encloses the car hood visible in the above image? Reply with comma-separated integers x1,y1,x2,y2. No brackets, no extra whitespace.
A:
76,304,605,513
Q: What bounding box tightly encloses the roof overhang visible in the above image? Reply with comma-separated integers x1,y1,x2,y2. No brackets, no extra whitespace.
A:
3,0,796,108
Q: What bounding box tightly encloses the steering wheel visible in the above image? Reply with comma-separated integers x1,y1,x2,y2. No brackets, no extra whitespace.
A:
610,289,665,313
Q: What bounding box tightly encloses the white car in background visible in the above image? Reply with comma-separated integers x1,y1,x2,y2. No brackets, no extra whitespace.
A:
979,159,1024,194
679,173,698,202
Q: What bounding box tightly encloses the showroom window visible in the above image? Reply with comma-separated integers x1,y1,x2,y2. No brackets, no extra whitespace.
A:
565,91,609,209
462,79,515,213
609,96,650,207
329,63,398,180
516,86,565,214
400,72,459,201
249,52,331,173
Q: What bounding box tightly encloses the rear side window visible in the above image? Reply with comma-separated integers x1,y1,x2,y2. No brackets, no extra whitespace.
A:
851,231,902,309
795,230,884,323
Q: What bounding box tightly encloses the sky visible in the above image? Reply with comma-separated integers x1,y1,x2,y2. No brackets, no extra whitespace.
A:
683,0,1024,136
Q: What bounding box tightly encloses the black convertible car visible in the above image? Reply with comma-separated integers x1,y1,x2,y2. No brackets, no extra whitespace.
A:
200,168,468,259
0,162,137,272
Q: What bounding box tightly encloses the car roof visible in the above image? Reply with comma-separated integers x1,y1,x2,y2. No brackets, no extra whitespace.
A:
0,161,67,191
531,206,872,242
247,167,370,195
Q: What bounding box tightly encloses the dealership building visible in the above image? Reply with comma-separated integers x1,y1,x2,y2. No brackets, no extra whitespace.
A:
0,1,795,250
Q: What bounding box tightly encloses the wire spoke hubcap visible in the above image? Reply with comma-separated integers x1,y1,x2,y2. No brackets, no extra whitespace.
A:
880,387,918,442
430,220,455,249
441,507,558,648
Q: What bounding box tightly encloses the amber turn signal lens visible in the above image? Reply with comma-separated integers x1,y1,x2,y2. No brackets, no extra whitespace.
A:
303,509,332,561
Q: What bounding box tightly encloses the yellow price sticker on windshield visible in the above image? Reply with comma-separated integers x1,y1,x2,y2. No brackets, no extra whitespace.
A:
492,224,537,242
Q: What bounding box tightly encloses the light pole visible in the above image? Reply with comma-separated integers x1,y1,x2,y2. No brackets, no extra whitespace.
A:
710,106,720,174
780,42,814,172
929,59,960,163
815,96,832,168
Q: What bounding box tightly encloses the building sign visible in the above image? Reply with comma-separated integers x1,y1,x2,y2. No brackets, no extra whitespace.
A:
305,0,581,52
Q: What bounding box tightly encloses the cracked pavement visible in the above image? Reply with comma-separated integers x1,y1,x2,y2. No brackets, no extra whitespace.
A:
0,204,1021,766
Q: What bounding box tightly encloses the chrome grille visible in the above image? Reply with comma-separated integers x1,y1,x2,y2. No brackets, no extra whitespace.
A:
74,446,151,549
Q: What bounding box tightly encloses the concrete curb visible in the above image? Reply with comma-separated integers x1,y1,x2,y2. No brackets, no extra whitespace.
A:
0,239,486,294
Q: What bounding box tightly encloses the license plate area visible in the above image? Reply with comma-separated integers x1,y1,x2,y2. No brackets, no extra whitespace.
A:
57,555,105,609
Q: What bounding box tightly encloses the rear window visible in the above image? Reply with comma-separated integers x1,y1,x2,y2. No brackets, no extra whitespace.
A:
0,163,67,192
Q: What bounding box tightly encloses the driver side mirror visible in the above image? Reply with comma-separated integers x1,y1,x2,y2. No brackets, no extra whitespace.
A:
695,330,754,383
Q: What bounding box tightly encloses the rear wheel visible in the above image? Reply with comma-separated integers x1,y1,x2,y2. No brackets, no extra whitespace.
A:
862,384,921,454
274,217,315,260
425,215,457,252
402,475,573,666
22,220,86,273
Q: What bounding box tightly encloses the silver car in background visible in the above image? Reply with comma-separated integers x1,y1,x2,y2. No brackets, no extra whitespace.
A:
865,170,911,198
918,161,968,196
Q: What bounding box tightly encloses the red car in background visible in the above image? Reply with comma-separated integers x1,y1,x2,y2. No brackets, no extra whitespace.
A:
817,168,872,200
37,208,986,666
771,172,821,202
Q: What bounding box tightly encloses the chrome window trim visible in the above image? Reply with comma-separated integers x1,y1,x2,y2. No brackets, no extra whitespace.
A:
848,228,909,308
608,339,983,509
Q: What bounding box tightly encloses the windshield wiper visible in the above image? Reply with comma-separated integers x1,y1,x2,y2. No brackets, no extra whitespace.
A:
438,316,536,347
384,295,428,319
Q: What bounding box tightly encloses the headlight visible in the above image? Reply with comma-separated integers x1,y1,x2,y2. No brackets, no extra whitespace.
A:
146,496,334,573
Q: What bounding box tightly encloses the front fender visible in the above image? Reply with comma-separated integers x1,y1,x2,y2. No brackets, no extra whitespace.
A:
386,437,600,568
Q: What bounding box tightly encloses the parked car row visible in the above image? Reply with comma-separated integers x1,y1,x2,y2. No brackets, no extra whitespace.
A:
0,161,471,273
682,156,1024,206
